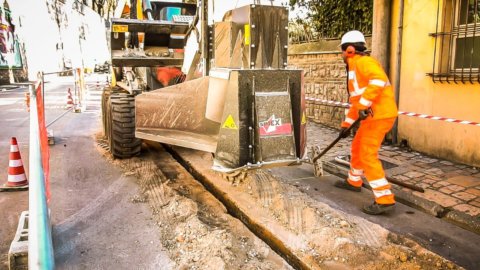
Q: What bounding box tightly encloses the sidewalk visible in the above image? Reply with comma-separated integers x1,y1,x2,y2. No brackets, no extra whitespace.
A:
307,122,480,234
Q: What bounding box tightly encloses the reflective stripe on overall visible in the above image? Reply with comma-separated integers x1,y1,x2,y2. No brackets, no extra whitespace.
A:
344,55,398,205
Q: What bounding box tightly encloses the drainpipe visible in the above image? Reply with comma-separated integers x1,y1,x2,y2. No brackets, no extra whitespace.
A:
392,0,405,144
371,0,391,72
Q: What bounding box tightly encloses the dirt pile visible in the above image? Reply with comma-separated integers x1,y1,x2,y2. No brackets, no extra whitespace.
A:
96,133,461,270
171,146,463,270
239,170,461,269
96,138,292,269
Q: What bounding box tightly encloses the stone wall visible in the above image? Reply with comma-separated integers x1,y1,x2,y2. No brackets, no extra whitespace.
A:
288,51,348,129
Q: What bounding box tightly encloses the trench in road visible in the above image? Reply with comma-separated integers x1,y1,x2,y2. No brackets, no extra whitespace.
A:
157,143,480,269
96,140,295,269
159,143,472,270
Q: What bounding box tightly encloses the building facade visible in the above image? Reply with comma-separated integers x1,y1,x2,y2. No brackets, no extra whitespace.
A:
289,0,479,167
389,0,480,167
0,0,27,84
7,0,110,81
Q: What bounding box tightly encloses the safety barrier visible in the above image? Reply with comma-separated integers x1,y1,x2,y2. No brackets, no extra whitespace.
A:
28,74,55,269
305,97,480,126
40,68,87,112
10,68,88,269
396,111,480,126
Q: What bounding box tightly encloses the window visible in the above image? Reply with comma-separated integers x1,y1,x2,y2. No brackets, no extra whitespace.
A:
430,0,480,83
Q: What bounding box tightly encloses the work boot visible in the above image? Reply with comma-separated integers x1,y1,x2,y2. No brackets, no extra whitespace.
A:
362,202,395,215
334,180,361,192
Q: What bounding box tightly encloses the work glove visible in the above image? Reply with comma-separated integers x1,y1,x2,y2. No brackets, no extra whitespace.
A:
359,108,373,120
339,127,351,139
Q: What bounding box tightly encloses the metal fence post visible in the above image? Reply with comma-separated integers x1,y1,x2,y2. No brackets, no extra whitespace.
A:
39,72,45,111
74,69,78,108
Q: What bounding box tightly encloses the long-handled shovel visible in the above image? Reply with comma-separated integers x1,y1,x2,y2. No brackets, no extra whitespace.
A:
309,119,361,177
312,119,361,164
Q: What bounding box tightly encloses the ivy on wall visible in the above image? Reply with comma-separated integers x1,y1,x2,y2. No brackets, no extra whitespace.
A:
289,0,373,38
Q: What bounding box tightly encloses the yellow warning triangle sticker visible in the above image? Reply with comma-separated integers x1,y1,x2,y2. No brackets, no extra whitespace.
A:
222,114,238,130
301,112,307,124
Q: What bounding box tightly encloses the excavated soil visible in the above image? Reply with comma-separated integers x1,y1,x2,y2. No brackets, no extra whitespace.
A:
95,134,292,269
170,146,464,270
243,170,460,270
96,133,461,270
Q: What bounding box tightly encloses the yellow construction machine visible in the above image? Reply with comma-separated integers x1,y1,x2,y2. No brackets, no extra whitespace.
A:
102,0,307,173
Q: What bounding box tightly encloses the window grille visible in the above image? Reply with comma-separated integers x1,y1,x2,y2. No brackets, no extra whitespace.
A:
429,0,480,83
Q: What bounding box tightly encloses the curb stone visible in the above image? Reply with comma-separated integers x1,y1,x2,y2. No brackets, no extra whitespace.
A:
444,210,480,235
323,160,480,235
391,187,445,217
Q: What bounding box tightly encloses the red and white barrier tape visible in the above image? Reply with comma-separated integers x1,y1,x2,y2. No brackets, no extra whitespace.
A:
86,82,107,88
397,111,480,126
306,96,480,126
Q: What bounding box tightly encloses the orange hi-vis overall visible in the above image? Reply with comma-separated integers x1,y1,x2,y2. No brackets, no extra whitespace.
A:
341,54,398,205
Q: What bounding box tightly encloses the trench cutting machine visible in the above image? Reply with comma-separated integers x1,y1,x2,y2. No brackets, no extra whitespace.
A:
102,0,307,173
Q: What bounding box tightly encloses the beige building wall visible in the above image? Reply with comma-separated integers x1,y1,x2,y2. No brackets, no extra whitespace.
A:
391,0,480,166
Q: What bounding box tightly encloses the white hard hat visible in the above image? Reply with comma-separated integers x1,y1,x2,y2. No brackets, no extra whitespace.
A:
340,30,366,45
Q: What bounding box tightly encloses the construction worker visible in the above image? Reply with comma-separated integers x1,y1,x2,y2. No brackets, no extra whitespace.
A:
334,30,398,215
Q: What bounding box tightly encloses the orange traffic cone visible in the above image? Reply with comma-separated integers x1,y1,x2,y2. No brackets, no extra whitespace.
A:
66,88,74,109
1,137,28,191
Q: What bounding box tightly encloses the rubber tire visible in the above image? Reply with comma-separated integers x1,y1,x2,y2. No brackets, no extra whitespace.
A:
107,93,141,158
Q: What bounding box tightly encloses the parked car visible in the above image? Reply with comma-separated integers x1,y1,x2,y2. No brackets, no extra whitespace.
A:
94,61,110,73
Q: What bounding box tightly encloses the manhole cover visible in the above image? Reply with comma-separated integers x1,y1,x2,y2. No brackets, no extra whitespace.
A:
332,155,398,170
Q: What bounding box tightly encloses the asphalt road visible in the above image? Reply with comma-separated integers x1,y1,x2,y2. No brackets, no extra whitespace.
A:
0,75,172,269
0,84,30,269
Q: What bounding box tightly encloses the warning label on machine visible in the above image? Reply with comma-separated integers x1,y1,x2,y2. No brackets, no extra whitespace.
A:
244,24,251,45
113,25,129,33
259,115,292,136
222,115,238,130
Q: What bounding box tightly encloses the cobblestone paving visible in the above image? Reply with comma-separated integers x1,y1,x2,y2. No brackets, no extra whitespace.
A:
307,122,480,220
